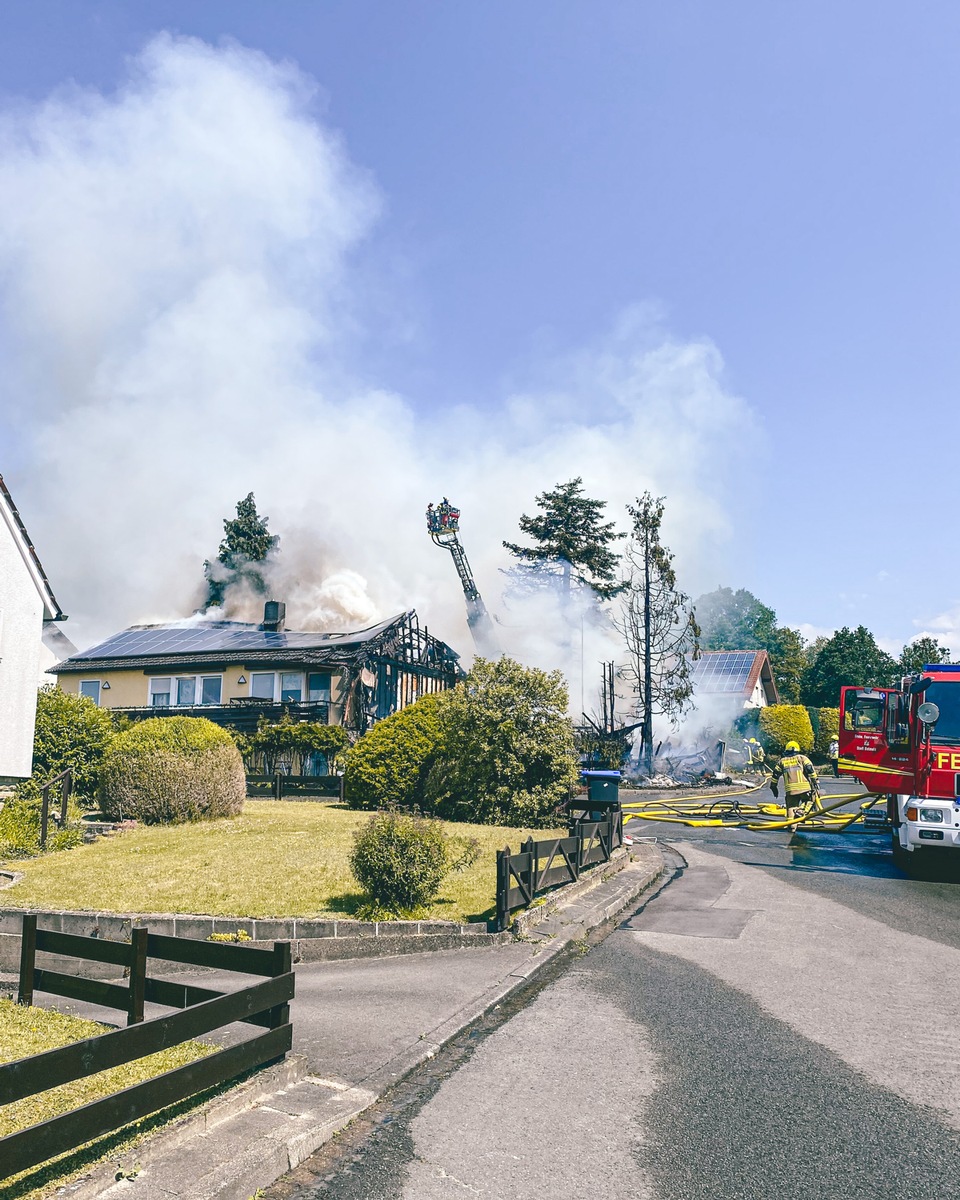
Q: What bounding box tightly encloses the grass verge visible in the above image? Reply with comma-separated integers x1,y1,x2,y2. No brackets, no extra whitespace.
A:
0,997,217,1198
0,800,561,921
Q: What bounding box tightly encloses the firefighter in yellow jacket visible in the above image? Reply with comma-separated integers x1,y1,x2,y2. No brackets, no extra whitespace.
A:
770,740,819,825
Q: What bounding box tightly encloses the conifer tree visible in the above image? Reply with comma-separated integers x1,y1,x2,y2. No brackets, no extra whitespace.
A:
614,493,699,776
502,478,624,603
203,493,279,608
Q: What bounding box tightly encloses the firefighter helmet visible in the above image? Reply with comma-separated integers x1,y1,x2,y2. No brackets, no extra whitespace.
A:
785,740,800,752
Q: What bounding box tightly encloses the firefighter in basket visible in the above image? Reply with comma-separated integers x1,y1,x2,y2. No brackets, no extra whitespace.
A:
769,740,819,826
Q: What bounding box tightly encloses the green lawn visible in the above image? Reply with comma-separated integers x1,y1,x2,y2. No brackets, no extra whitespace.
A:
0,998,215,1198
0,800,559,921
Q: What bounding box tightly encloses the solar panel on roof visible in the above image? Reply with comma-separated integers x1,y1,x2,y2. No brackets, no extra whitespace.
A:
689,651,758,694
70,612,412,661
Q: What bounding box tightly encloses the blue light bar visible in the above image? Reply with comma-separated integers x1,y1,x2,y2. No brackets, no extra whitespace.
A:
924,664,960,672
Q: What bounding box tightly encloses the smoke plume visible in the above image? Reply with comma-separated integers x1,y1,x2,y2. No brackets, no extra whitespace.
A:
0,34,754,718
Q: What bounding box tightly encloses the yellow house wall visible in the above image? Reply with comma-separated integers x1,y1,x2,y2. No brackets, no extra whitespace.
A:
57,670,144,706
57,665,343,718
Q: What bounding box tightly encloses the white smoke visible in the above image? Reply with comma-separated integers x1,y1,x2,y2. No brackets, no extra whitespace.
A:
0,34,755,719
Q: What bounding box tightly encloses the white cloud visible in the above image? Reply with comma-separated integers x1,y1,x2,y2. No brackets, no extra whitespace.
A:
0,34,754,716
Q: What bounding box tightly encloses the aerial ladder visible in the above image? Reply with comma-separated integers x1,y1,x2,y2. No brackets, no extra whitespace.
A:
426,499,500,656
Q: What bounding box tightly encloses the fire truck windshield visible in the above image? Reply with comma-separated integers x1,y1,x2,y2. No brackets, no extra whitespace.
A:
922,681,960,745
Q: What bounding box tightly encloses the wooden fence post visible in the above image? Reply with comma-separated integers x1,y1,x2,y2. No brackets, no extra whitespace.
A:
522,835,536,897
265,942,292,1064
18,914,37,1006
128,927,148,1025
38,784,51,849
495,848,510,932
59,770,73,830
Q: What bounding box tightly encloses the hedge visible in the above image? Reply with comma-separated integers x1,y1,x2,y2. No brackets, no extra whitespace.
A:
758,705,815,754
815,708,840,755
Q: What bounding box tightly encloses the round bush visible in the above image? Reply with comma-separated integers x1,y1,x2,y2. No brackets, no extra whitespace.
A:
426,657,579,828
99,717,245,824
350,810,451,916
344,693,446,811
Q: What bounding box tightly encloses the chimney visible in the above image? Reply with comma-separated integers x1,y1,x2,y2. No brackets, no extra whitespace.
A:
261,600,286,633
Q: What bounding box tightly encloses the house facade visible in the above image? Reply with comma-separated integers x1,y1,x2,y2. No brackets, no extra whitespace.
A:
0,475,68,781
52,605,460,735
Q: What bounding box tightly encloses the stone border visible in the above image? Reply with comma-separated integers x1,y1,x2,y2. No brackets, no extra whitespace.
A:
0,852,635,976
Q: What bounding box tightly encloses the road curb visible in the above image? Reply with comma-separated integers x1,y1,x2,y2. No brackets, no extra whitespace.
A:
35,846,667,1199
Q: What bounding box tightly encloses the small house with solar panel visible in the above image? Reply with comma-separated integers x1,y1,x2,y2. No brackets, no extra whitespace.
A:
0,474,71,781
51,603,460,737
687,650,779,709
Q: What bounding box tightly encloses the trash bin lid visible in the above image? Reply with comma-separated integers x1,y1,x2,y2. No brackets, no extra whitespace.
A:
580,770,621,780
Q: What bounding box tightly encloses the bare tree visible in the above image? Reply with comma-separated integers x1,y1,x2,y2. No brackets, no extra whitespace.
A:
614,493,699,776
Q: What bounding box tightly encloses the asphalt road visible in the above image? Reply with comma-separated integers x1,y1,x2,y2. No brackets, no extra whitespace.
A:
266,779,960,1199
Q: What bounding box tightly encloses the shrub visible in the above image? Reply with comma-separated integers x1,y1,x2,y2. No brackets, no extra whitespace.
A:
349,809,478,917
246,717,349,775
758,705,815,754
344,693,447,811
815,707,840,755
0,781,84,858
425,657,580,828
31,687,117,802
99,717,245,824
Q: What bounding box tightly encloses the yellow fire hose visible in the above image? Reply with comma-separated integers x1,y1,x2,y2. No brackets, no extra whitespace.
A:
621,781,883,833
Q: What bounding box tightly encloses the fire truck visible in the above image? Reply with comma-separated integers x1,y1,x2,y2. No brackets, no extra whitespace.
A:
839,664,960,865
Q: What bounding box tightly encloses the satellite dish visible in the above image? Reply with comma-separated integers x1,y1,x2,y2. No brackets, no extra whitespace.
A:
918,701,940,725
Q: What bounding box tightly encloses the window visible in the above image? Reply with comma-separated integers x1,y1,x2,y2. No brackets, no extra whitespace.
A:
251,673,275,700
79,680,101,705
280,672,302,703
200,676,222,705
308,672,331,702
176,677,196,706
150,678,171,706
923,683,960,746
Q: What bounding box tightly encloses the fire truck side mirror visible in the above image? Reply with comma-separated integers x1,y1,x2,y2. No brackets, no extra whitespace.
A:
910,676,932,695
918,701,940,725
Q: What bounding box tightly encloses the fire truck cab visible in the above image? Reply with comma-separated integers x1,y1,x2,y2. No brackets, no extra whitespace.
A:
839,665,960,863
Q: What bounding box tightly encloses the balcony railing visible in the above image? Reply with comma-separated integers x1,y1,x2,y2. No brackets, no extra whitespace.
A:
110,700,331,732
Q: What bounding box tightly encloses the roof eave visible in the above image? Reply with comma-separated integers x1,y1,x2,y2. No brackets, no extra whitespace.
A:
0,474,65,620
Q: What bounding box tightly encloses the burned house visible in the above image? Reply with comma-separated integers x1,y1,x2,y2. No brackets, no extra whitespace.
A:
52,604,460,735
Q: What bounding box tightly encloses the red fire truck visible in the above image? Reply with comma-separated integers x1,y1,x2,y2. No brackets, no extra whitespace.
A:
839,664,960,865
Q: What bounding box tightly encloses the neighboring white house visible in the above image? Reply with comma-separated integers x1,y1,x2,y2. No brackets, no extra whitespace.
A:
0,475,68,781
688,650,780,709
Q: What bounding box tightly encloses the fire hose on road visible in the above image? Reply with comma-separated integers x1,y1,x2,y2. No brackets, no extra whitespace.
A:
621,782,883,833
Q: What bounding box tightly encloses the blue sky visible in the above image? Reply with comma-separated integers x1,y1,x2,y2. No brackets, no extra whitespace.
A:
1,1,958,661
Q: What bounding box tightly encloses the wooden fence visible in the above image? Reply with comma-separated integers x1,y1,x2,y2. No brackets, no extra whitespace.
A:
246,773,344,801
38,767,74,848
495,808,623,931
1,915,294,1180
